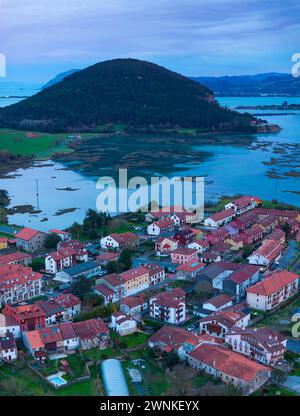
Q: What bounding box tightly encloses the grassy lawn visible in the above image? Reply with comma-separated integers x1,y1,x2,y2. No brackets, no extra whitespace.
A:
0,129,73,158
82,347,119,362
205,195,236,213
261,199,299,211
66,354,87,378
54,379,97,396
261,385,297,396
0,365,54,396
111,332,148,349
143,360,170,396
170,280,193,290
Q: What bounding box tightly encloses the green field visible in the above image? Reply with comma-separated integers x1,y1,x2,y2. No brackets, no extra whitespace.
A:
0,129,104,160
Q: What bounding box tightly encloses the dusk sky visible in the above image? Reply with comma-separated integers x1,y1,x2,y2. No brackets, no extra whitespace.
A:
0,0,299,83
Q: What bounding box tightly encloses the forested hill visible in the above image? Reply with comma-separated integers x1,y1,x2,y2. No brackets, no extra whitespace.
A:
0,58,256,133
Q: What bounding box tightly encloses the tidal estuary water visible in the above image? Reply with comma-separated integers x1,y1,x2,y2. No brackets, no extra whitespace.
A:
0,96,300,230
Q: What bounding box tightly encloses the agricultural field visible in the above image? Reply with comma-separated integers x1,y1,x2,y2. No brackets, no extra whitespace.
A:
0,129,103,159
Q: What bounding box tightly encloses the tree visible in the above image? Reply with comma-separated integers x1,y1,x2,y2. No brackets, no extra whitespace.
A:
271,368,287,385
281,222,292,236
167,364,196,396
70,275,92,300
106,261,120,274
83,293,104,308
165,351,180,368
69,221,82,240
242,244,254,259
44,233,61,249
118,248,132,271
31,257,45,272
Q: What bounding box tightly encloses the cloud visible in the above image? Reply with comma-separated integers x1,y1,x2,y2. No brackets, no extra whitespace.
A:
0,0,299,80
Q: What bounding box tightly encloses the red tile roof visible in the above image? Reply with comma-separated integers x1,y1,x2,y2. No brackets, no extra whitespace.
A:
55,293,81,309
144,263,164,277
0,264,42,290
228,327,286,353
47,248,77,261
121,294,146,309
39,326,63,344
189,344,269,382
119,266,149,282
25,330,44,349
176,261,205,273
154,218,175,229
209,208,235,223
149,326,202,350
200,303,249,328
93,284,115,297
104,273,123,287
267,228,285,242
246,270,299,296
253,207,299,219
150,288,185,309
0,251,32,265
96,252,119,262
231,196,258,209
172,247,198,256
73,318,109,339
204,294,233,309
250,240,283,262
60,322,77,340
15,227,45,241
4,303,45,320
110,232,139,245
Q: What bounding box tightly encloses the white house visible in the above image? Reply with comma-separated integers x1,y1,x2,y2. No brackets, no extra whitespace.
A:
246,270,299,311
202,294,234,313
149,288,186,325
187,343,270,395
225,327,287,366
204,208,236,228
49,229,72,242
0,313,21,339
147,218,175,236
247,240,283,267
0,332,17,362
110,312,137,336
199,303,251,339
55,293,82,320
224,196,258,215
100,232,139,251
120,295,148,317
188,240,209,254
45,248,76,274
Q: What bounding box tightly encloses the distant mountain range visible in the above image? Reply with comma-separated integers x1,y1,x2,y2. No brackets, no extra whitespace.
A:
42,69,79,89
191,73,300,96
0,58,256,133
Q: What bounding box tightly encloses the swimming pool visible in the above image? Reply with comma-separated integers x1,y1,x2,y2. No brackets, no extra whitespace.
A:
47,373,68,387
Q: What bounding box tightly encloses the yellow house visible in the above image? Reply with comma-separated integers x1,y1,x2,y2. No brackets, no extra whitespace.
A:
119,266,150,296
225,235,244,251
0,237,8,250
